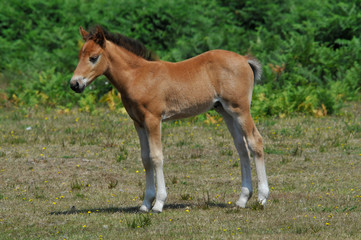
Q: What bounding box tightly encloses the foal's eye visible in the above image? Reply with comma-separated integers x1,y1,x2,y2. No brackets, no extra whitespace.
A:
89,55,99,63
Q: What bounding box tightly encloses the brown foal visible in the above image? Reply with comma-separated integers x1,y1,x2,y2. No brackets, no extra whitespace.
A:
70,26,269,212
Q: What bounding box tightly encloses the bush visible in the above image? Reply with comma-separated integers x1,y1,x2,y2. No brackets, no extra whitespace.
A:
0,0,360,116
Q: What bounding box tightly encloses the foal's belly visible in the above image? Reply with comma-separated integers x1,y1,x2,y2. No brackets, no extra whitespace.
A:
161,100,215,121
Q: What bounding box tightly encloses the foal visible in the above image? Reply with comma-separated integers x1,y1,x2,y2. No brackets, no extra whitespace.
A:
70,26,269,213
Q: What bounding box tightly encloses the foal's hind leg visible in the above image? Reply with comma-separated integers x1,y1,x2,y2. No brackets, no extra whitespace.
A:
215,104,253,207
234,111,269,205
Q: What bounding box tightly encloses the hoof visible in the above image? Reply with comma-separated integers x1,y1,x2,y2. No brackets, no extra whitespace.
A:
258,186,270,206
235,198,247,208
258,197,268,206
151,201,164,213
236,187,252,208
150,208,162,213
139,205,150,213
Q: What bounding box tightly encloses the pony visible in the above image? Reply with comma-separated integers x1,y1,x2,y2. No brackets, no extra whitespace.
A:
70,26,269,212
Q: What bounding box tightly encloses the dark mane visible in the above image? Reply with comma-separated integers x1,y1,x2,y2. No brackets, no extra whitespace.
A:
88,26,159,61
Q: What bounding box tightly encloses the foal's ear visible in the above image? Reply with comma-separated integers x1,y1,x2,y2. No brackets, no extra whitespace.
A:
94,26,106,48
79,26,89,41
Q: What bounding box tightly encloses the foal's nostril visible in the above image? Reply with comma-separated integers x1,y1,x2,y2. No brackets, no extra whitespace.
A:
70,79,85,93
70,81,79,90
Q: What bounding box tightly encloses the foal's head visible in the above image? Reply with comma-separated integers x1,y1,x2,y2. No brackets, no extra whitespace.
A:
70,26,108,93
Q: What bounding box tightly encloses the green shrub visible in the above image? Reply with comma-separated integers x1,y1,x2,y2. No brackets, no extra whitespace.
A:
0,0,360,116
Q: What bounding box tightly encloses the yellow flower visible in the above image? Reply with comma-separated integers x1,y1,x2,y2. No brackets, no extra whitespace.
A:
82,225,86,228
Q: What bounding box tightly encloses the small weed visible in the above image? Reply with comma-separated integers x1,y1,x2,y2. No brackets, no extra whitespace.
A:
200,191,211,209
232,161,239,168
220,148,233,156
180,193,191,200
294,124,303,137
137,180,142,187
7,137,26,144
280,156,291,165
280,128,291,137
295,225,308,234
108,179,118,189
250,201,264,211
343,120,360,134
64,128,74,134
283,183,296,191
171,176,178,184
190,144,204,158
190,149,203,159
264,147,284,155
34,186,46,199
192,144,204,149
291,144,302,156
117,145,128,162
126,214,151,229
35,193,46,199
225,207,243,214
341,206,358,212
71,180,83,190
309,224,322,233
176,140,188,147
0,193,4,200
0,151,6,157
13,151,23,159
139,192,144,201
75,193,84,198
261,119,276,127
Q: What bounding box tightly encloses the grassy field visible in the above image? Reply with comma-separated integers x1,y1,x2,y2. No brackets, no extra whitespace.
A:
0,102,360,239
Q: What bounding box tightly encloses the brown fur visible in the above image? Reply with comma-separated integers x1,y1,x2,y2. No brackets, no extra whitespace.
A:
70,26,269,212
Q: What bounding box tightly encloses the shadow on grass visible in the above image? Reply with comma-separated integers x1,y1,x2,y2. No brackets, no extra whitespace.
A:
50,202,229,215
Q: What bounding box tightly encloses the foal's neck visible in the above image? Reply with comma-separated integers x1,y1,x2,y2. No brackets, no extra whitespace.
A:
104,41,147,94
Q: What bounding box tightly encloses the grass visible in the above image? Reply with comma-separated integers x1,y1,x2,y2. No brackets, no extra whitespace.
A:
0,102,360,239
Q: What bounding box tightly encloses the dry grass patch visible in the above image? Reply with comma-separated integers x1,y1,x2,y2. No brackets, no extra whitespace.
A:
0,102,360,239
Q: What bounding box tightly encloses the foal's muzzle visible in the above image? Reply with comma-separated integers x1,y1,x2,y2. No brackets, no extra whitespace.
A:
70,77,86,93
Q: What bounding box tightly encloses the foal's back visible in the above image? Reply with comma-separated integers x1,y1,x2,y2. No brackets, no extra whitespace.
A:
149,50,255,121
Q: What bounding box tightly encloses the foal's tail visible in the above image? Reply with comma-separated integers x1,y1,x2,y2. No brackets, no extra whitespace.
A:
246,55,262,81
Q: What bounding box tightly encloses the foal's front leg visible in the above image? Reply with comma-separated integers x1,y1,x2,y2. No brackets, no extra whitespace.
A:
142,116,167,213
135,123,155,212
